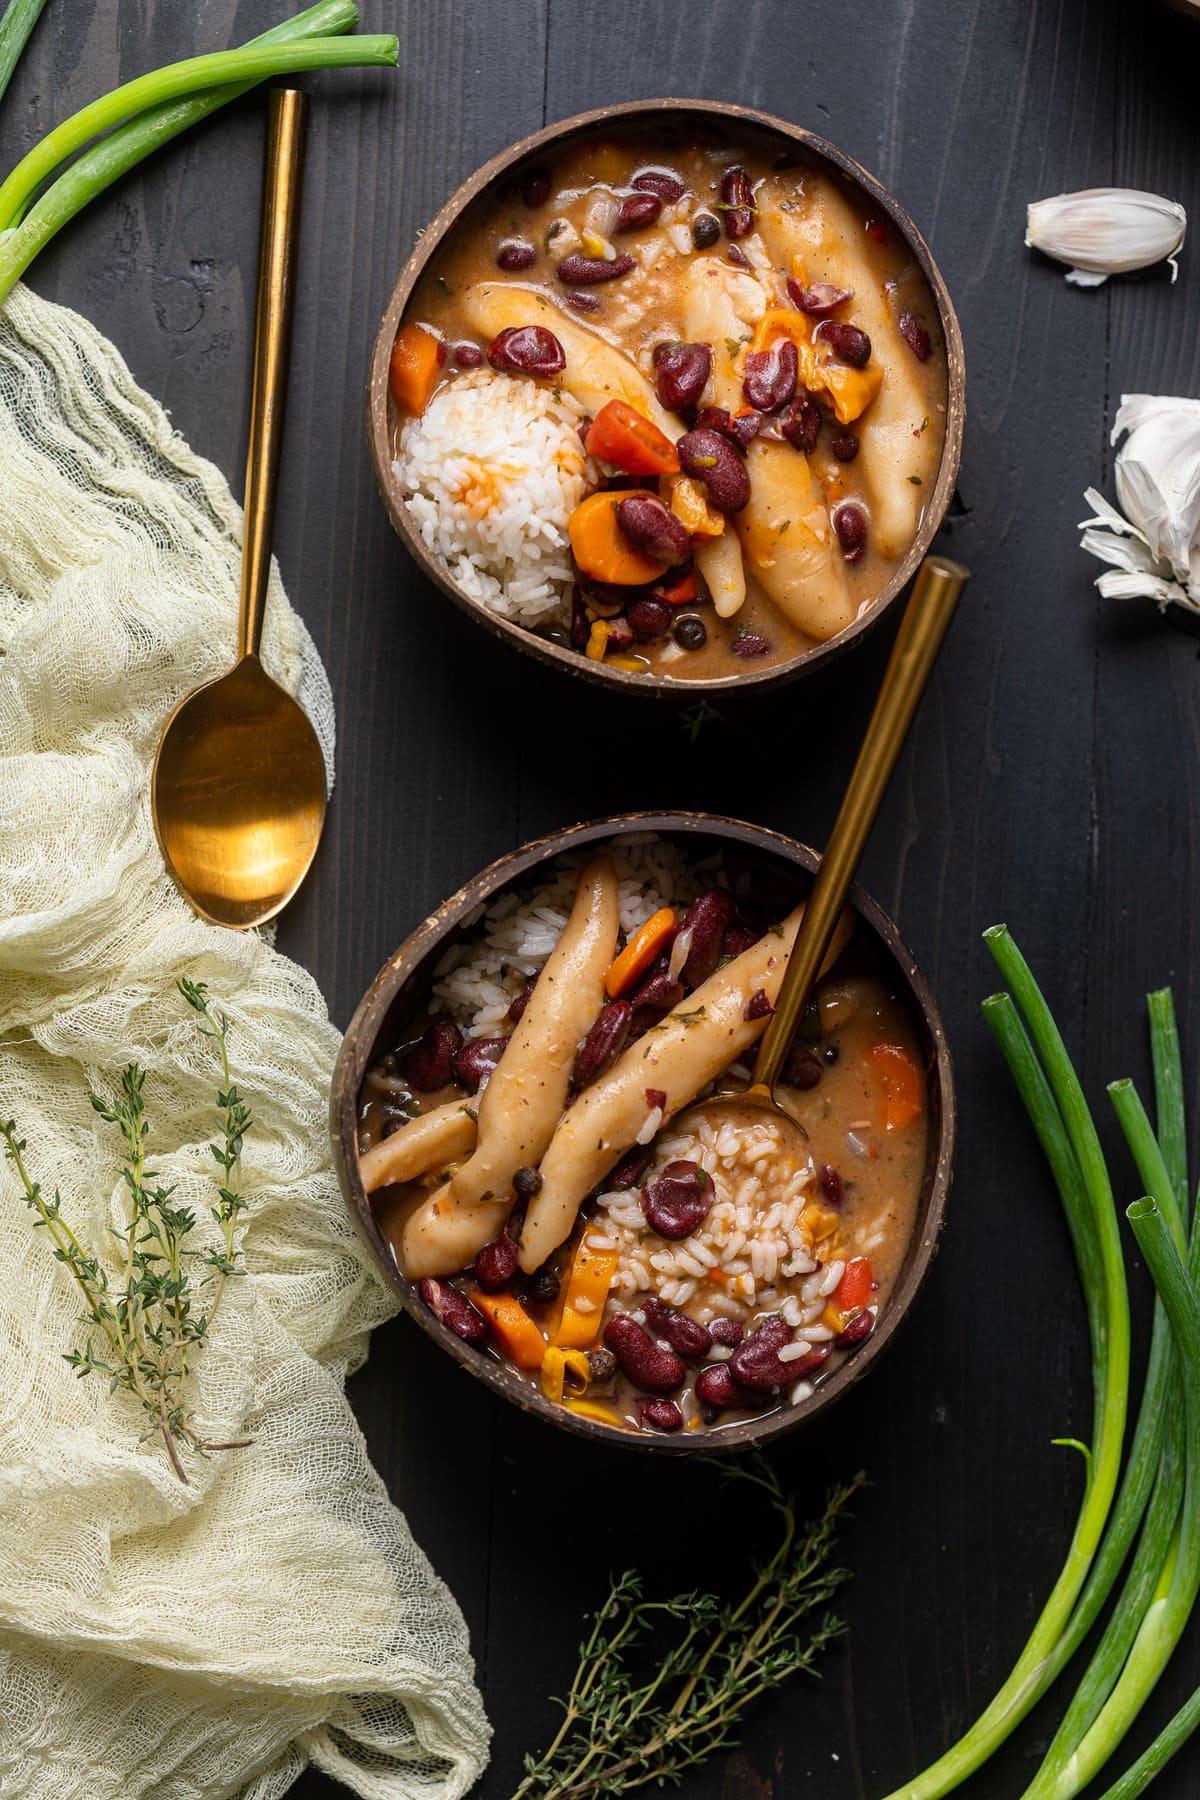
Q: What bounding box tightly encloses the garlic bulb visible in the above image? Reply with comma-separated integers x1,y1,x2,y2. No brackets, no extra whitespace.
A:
1026,188,1186,286
1079,395,1200,613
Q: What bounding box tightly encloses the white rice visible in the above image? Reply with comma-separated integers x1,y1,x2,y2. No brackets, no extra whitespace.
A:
396,368,592,626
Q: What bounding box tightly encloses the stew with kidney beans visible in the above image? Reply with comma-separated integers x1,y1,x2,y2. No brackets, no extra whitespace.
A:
356,852,930,1437
389,125,948,681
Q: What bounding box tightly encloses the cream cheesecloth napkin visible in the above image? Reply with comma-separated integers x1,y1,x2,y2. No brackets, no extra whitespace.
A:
0,283,490,1800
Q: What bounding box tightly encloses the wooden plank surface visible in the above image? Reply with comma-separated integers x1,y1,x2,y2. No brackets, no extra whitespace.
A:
4,1,1200,1795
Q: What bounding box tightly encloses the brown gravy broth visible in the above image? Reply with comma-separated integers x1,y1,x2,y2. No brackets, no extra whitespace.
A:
391,126,948,682
359,944,928,1438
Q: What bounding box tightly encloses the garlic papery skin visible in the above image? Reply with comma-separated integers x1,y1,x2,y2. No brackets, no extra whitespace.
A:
1079,395,1200,614
1026,188,1186,286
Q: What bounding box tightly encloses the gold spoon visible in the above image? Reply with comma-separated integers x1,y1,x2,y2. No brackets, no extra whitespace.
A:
676,552,969,1153
152,88,326,930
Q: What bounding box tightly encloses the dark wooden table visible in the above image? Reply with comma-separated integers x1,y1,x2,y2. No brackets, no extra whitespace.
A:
7,2,1200,1795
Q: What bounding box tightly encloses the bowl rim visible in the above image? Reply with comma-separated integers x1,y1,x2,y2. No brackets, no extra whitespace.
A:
330,810,955,1453
367,96,966,700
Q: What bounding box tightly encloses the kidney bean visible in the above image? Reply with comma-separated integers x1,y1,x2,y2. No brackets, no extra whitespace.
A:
720,165,755,237
677,429,751,513
653,340,713,412
497,239,536,271
605,616,634,652
614,596,667,642
782,1044,822,1089
818,1163,845,1207
521,168,552,207
453,342,484,369
603,1314,685,1394
507,975,536,1024
732,631,770,658
615,192,662,232
611,1142,655,1188
633,169,686,203
865,216,888,244
574,1000,634,1087
830,430,860,462
742,339,798,412
692,212,721,249
640,1398,683,1431
513,1165,544,1202
790,1343,833,1379
899,312,932,361
642,1160,714,1241
727,411,762,452
645,1087,667,1112
616,495,691,565
833,502,869,561
474,1228,520,1292
380,1113,408,1139
786,276,852,316
487,325,565,378
695,1362,751,1410
400,1017,463,1092
727,243,750,269
644,1296,712,1363
814,320,872,368
527,1262,561,1304
629,966,686,1014
587,1346,618,1381
680,888,737,987
452,1035,510,1091
567,292,601,313
722,919,759,959
673,614,707,651
838,1309,876,1349
729,1315,795,1394
780,394,822,454
744,989,774,1021
557,252,636,285
709,1317,745,1348
418,1277,489,1345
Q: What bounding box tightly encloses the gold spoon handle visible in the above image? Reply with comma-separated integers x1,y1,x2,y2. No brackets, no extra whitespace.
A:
754,552,970,1091
238,87,309,662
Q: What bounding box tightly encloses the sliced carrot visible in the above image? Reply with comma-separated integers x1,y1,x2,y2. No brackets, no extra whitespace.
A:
654,570,698,605
870,1042,925,1131
469,1289,547,1369
568,490,670,586
389,321,443,416
585,399,680,476
555,1240,620,1348
833,1256,875,1316
604,906,677,998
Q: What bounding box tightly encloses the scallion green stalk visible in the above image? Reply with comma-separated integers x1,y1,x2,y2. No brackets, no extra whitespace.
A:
0,35,396,232
877,928,1132,1800
0,0,47,111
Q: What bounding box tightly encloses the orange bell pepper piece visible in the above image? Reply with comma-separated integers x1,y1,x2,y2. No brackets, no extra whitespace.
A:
604,906,677,998
555,1240,620,1348
469,1289,547,1369
586,398,680,476
833,1256,875,1316
870,1042,925,1131
389,321,443,416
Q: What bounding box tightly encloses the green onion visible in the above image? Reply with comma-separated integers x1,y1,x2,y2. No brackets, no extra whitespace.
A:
1066,1198,1200,1799
0,4,396,306
0,0,47,111
877,928,1131,1800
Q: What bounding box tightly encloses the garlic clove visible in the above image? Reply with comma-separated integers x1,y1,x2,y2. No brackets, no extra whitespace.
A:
1079,397,1200,614
1026,187,1186,285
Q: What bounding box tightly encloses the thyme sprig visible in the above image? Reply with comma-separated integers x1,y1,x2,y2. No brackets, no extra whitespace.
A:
514,1458,863,1800
0,980,252,1483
